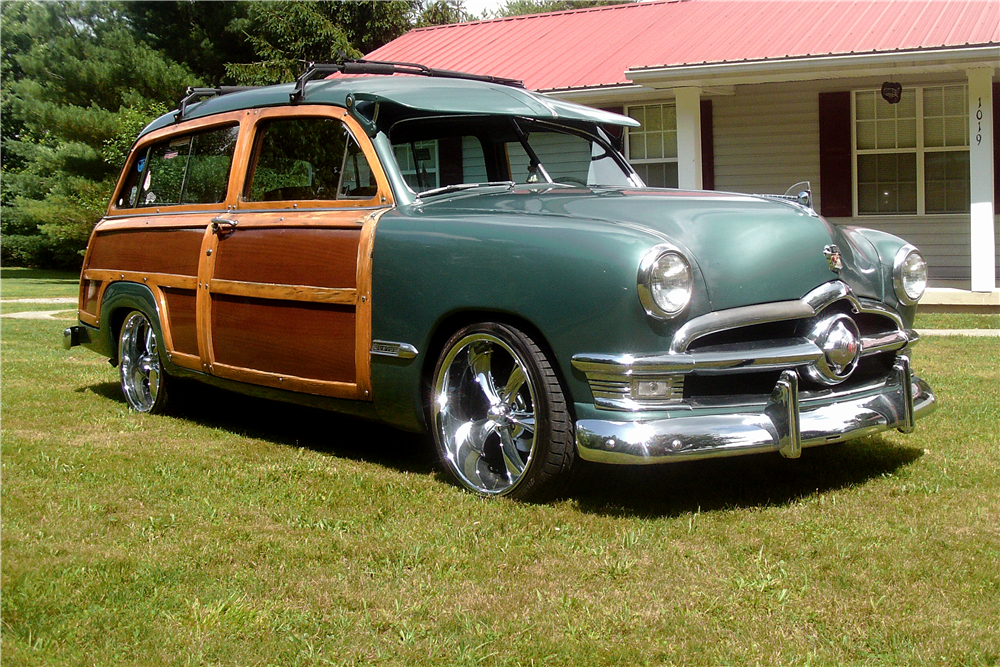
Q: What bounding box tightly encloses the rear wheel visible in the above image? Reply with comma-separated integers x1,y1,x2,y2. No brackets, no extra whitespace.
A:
118,310,169,413
430,322,574,501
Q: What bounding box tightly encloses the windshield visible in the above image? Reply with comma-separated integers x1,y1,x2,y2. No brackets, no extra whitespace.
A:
388,116,638,193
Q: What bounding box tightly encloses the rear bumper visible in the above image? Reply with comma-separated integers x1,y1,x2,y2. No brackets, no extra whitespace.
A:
63,325,82,349
576,357,936,464
62,323,96,350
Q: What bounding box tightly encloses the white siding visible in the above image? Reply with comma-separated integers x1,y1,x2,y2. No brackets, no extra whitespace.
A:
712,85,821,201
825,214,999,283
704,80,997,284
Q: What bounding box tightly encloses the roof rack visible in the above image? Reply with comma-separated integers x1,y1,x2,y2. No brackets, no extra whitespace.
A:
175,86,259,120
289,59,525,103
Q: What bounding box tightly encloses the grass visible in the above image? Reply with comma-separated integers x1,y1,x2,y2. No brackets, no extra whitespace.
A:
1,267,80,300
914,312,1000,330
2,273,999,666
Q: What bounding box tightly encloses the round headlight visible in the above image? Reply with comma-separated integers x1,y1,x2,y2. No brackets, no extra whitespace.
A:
638,244,693,318
893,245,927,306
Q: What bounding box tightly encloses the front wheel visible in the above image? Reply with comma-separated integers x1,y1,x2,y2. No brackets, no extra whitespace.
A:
429,322,575,501
118,310,169,413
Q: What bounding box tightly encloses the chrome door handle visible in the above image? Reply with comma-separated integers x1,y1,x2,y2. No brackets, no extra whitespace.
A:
211,217,238,235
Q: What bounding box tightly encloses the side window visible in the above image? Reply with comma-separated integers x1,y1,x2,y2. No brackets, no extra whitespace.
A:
340,136,378,199
245,116,376,202
120,124,238,208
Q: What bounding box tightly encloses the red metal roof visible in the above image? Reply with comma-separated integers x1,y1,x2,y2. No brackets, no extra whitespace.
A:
363,0,999,92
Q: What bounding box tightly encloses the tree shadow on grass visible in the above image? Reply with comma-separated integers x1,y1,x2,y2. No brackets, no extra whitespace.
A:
81,380,924,516
1,267,79,284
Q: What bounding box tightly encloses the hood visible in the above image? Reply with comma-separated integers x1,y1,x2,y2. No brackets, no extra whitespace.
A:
410,186,881,311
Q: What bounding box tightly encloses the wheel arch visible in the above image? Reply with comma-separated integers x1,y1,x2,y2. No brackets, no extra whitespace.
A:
98,282,163,366
420,308,577,423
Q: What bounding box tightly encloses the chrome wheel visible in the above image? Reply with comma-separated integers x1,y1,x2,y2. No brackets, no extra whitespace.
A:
430,323,574,500
118,310,167,413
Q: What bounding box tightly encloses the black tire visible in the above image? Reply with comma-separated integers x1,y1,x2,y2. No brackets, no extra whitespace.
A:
117,310,170,413
429,322,575,501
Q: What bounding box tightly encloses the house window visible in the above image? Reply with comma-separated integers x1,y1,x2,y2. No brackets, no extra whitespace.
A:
393,140,440,191
854,85,969,215
626,104,678,188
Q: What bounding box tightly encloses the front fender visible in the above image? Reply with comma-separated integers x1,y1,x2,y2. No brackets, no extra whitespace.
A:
846,227,921,324
368,211,708,431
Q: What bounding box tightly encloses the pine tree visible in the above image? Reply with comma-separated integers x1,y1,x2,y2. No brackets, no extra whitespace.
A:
1,1,192,268
225,1,416,86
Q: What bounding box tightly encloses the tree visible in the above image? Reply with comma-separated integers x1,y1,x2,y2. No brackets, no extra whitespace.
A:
416,0,473,27
1,1,191,268
225,1,416,86
119,1,255,84
490,0,628,19
0,0,426,268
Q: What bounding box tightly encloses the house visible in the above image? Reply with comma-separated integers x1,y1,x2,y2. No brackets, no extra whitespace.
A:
362,0,1000,301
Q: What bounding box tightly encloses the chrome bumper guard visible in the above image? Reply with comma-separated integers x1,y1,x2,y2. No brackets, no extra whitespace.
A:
63,325,82,350
575,357,936,465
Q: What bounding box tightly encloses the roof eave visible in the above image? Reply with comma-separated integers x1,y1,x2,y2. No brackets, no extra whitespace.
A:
626,45,1000,88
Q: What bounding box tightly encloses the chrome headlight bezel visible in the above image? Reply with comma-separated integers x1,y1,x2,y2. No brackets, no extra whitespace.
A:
637,244,694,319
892,245,927,306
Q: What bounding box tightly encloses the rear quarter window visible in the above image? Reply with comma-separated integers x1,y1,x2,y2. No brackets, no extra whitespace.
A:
115,124,239,209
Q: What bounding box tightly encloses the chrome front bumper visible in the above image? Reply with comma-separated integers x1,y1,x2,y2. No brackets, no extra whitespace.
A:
575,357,936,465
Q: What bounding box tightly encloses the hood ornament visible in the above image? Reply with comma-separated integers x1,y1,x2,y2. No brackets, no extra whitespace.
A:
824,244,843,273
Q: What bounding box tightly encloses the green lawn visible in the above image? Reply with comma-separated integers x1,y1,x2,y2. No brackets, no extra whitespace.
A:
1,267,80,300
915,312,1000,330
2,274,998,666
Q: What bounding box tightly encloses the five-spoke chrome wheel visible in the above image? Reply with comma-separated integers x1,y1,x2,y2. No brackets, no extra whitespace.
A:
118,310,169,413
430,322,574,501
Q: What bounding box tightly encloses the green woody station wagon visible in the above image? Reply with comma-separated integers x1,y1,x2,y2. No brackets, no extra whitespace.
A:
65,60,937,501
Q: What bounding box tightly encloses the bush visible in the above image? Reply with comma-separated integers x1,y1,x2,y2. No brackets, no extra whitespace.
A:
1,233,53,268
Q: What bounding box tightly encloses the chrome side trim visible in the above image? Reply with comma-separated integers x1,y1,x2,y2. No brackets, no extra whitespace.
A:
371,340,418,359
575,367,936,465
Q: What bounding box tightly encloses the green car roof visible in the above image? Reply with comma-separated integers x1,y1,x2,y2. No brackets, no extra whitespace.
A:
139,76,639,138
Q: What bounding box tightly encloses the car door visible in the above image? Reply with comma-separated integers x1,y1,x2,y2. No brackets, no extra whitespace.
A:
197,106,393,400
83,115,243,373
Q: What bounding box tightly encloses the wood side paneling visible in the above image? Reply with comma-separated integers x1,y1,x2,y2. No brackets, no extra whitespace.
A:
211,295,356,384
211,228,361,288
162,288,199,355
88,228,204,275
209,279,356,305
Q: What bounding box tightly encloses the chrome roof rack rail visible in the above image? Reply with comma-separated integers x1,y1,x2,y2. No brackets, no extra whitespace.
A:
289,59,525,104
175,86,259,121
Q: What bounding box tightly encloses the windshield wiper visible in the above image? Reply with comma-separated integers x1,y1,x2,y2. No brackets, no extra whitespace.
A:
416,182,515,199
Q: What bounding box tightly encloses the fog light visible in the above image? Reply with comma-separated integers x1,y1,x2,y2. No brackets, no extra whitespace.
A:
633,379,672,399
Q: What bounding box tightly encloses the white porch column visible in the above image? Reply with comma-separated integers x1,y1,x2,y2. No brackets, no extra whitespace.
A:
675,87,703,190
967,67,996,292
